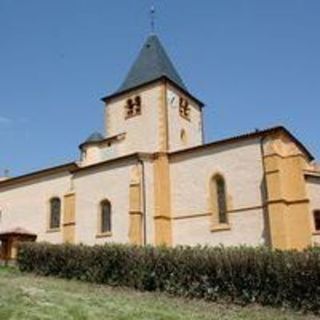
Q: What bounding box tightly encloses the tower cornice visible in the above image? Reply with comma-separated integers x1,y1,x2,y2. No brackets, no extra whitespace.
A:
101,76,205,107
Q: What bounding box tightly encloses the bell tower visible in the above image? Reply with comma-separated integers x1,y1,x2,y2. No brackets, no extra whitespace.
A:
101,34,204,156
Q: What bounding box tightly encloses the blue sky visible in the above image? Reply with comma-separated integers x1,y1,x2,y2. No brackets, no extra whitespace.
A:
0,0,319,176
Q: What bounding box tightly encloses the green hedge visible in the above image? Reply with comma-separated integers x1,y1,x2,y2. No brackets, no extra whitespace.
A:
17,243,320,312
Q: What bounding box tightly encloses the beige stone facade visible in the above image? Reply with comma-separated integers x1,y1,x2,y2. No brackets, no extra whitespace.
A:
0,34,319,258
306,175,320,246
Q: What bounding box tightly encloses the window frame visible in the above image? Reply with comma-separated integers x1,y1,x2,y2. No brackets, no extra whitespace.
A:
125,96,142,119
216,175,228,224
179,97,191,121
48,197,61,231
210,174,230,231
98,199,112,236
313,210,320,232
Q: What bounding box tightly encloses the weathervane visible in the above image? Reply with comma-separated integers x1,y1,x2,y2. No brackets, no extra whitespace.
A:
150,5,156,34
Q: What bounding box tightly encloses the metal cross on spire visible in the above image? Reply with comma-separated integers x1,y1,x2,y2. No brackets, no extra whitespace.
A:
150,5,156,34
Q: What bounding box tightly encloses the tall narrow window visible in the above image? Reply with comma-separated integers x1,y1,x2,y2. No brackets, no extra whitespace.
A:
212,175,228,224
314,210,320,231
100,200,112,233
49,197,61,229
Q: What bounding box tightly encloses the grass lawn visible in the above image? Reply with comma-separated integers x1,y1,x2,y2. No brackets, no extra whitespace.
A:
0,266,318,320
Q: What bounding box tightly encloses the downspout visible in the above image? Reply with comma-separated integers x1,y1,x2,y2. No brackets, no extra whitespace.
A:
259,135,271,247
138,157,147,246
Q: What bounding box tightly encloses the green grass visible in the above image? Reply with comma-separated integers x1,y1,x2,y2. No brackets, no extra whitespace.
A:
0,266,317,320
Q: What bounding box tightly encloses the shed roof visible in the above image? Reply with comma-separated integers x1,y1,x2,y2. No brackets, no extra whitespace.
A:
0,227,37,240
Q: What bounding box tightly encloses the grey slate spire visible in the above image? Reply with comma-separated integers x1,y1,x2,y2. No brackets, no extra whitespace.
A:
79,131,104,150
85,132,104,143
117,34,187,94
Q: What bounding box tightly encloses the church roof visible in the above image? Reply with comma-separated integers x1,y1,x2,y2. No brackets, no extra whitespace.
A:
102,34,204,106
84,132,104,144
0,162,78,189
116,34,188,94
0,127,314,190
78,132,104,150
79,132,126,150
170,126,314,161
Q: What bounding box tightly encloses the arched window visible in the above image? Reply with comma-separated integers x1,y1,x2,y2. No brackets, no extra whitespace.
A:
100,200,112,233
49,197,61,229
211,175,228,224
313,210,320,231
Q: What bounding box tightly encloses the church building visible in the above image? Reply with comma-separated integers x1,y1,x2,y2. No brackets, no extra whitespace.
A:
1,34,320,260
